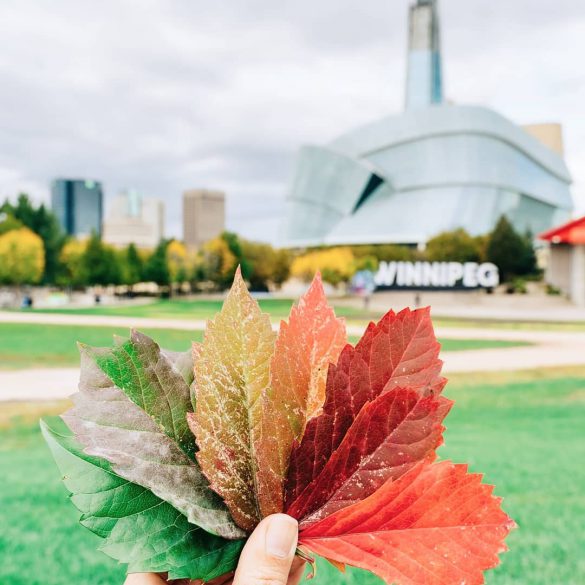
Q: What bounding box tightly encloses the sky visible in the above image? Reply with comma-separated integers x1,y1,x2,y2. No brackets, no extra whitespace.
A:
0,0,584,244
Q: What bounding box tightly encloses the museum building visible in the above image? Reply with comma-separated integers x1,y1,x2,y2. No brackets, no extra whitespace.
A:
282,0,574,248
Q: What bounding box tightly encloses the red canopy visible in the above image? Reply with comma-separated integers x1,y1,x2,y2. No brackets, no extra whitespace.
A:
539,216,585,245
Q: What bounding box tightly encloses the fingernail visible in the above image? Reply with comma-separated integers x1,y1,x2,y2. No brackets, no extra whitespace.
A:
265,514,298,559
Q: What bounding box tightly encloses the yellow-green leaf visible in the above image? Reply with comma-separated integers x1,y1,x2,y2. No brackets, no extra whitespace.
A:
192,268,276,532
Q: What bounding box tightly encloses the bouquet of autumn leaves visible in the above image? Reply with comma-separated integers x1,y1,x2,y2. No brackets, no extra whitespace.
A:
42,270,515,584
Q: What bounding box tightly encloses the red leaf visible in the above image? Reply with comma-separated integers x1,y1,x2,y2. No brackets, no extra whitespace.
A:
285,307,444,509
299,460,516,585
287,387,452,528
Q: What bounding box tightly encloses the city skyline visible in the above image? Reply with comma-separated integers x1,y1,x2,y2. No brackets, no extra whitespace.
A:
1,0,584,244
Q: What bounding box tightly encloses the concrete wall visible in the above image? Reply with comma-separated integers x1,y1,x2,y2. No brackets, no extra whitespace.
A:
571,245,585,306
546,245,572,294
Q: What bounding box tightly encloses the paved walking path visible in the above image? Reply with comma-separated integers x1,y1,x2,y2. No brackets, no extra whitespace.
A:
1,311,584,401
1,310,582,341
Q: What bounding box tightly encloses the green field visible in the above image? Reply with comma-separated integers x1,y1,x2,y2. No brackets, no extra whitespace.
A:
0,323,203,369
1,367,584,584
0,322,528,369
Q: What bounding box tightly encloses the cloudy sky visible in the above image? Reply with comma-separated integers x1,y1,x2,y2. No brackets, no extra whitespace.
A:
1,0,584,243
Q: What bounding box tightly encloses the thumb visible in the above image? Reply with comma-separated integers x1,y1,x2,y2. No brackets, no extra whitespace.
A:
233,514,299,585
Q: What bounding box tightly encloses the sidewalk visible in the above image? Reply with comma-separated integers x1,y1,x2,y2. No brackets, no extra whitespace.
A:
1,310,584,401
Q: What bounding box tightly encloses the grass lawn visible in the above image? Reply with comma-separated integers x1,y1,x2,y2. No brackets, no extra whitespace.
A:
0,323,528,369
1,367,584,584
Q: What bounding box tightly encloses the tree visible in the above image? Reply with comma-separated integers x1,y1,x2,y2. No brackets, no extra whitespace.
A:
57,239,88,288
144,240,171,287
519,230,538,277
34,203,66,284
353,254,378,272
221,231,252,280
271,249,292,289
0,227,45,285
425,229,482,263
240,240,279,291
166,240,189,285
0,212,24,235
291,247,355,286
124,243,144,287
1,194,65,284
81,233,122,286
201,237,237,288
350,244,416,263
486,216,537,281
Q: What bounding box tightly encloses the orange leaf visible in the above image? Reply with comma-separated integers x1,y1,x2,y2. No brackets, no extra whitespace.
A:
255,273,346,517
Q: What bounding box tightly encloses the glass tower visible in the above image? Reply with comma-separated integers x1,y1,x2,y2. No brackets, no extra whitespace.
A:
51,179,104,237
405,0,443,110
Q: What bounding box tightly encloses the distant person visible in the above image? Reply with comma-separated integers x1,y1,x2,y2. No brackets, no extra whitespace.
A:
363,291,371,311
94,294,101,305
351,270,376,311
414,292,421,308
21,295,33,309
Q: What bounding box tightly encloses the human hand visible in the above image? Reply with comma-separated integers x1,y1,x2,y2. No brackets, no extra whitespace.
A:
124,514,305,585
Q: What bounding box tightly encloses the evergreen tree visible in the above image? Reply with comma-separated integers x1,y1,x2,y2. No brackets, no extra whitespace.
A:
35,203,66,284
81,232,121,286
124,243,144,286
486,216,537,282
519,230,538,276
144,240,170,287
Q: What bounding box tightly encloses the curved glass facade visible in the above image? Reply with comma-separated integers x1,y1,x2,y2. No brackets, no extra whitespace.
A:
282,105,573,246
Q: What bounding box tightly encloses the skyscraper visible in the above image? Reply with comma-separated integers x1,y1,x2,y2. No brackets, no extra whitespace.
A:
405,0,443,110
183,189,225,248
102,190,165,249
51,178,103,237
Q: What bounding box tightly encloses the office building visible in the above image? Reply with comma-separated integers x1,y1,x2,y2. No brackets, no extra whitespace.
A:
51,179,103,238
183,189,225,248
102,190,164,249
282,0,573,247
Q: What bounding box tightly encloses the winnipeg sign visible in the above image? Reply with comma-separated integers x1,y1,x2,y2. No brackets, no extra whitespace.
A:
374,261,500,290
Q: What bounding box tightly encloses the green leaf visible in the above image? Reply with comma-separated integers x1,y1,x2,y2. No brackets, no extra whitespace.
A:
64,340,244,540
41,416,244,581
82,330,196,459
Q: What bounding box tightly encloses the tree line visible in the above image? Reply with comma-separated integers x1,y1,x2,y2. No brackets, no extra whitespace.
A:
0,194,292,291
0,194,539,291
291,216,538,286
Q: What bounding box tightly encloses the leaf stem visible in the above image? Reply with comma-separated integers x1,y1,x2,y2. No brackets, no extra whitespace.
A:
295,546,316,580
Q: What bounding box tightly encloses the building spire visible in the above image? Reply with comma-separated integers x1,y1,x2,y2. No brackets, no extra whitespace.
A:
405,0,443,110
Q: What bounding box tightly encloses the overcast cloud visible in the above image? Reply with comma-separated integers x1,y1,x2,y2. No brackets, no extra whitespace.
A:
1,0,584,243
